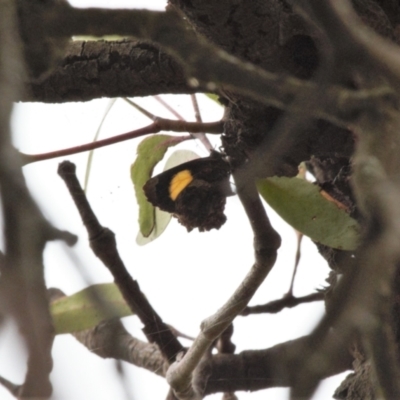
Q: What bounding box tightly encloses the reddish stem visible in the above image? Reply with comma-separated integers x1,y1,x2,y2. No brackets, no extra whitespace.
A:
21,119,223,165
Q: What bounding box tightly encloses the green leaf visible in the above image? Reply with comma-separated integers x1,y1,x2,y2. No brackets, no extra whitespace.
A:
50,283,132,334
136,149,200,245
257,177,361,250
205,93,222,106
131,135,180,237
136,206,172,245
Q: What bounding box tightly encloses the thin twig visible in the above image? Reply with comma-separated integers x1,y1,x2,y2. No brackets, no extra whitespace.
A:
191,94,202,124
190,94,213,152
21,119,223,165
123,98,157,121
242,292,324,315
287,231,304,297
155,95,185,121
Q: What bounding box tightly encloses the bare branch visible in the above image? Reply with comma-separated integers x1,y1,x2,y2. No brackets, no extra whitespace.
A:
155,95,185,121
190,94,213,152
241,292,324,316
57,161,185,363
123,98,157,121
204,334,352,395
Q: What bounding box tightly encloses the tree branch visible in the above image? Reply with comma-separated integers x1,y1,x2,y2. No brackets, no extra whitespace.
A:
241,292,324,315
0,376,20,398
204,334,352,395
48,287,169,378
50,286,353,396
57,161,185,363
307,0,400,89
21,119,223,165
23,40,199,103
287,2,400,398
18,2,395,127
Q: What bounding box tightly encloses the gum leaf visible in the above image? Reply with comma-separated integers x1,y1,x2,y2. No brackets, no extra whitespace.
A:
257,177,360,250
51,283,132,334
131,135,179,237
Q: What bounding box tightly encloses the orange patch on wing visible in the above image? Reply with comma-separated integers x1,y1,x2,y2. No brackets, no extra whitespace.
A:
169,170,193,200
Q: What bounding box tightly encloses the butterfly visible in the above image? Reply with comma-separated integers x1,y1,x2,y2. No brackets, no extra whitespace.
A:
143,152,232,231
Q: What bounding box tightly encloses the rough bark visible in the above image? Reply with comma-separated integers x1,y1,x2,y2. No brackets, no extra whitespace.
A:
22,40,200,103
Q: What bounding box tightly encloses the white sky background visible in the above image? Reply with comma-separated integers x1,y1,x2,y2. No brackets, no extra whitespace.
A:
0,1,350,399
